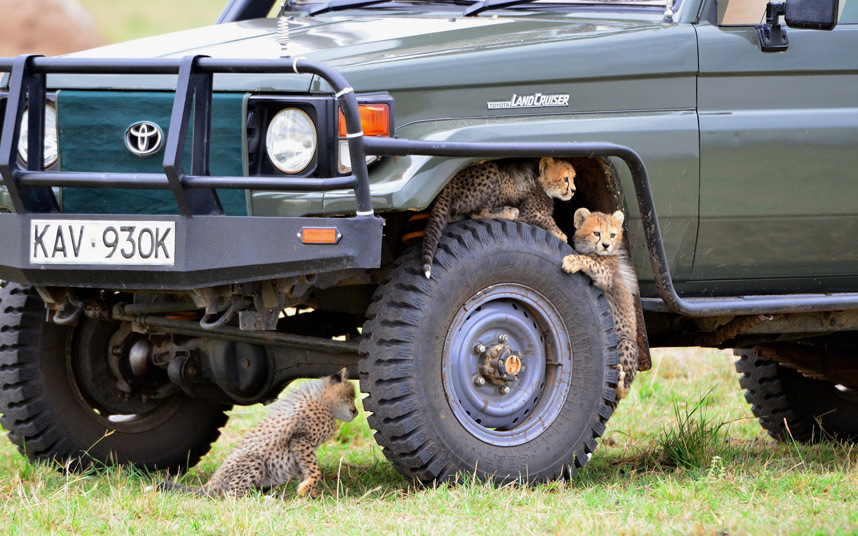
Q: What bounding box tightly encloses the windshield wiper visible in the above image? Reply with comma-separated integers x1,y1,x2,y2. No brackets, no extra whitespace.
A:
305,0,397,15
464,0,539,16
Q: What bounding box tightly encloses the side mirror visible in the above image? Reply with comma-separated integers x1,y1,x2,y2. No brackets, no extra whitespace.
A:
785,0,839,30
757,0,839,52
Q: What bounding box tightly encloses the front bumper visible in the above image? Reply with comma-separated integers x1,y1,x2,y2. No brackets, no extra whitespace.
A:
0,55,381,290
0,212,382,289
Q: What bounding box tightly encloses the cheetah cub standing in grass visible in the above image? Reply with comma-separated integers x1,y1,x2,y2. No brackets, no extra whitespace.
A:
421,157,576,278
561,208,639,399
154,368,357,498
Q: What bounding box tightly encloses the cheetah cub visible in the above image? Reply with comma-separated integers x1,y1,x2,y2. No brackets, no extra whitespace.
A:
422,157,576,278
154,368,357,498
561,208,639,399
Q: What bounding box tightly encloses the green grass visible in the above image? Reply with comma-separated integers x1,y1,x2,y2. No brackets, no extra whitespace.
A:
3,347,858,534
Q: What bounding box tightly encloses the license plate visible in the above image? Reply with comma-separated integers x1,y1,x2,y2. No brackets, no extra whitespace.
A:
30,219,176,266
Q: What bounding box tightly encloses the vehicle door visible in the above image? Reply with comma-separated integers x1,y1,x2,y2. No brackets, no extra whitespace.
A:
693,0,858,293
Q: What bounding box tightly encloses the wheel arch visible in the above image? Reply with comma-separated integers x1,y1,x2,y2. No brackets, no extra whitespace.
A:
373,137,651,369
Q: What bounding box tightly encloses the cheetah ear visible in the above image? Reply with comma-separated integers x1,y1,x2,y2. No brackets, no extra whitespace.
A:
573,207,591,229
612,210,625,225
333,368,348,383
539,157,555,176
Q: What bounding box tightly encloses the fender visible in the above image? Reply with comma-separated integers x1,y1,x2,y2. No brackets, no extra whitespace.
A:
252,110,700,286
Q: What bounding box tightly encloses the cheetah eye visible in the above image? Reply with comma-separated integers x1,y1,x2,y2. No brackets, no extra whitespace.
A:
564,177,570,185
593,231,600,238
610,232,616,239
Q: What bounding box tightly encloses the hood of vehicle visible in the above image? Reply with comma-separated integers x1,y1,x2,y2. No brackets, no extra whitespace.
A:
50,13,680,92
70,15,657,64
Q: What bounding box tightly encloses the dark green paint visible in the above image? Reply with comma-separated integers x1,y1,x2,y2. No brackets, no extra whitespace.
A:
2,0,856,295
57,90,247,215
695,22,858,281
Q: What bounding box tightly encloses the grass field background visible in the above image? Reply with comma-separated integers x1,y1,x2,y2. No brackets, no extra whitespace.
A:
2,347,857,534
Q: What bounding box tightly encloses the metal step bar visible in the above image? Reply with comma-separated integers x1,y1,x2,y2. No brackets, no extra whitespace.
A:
361,137,858,317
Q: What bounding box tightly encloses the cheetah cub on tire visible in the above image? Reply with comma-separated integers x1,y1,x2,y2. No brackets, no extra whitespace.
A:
154,368,357,498
561,208,639,399
422,157,576,278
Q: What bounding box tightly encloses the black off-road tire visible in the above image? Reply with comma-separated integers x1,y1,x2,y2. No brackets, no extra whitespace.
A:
0,281,230,472
359,219,618,485
735,347,858,443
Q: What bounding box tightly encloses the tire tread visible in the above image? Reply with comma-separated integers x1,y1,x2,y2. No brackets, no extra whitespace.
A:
360,219,617,484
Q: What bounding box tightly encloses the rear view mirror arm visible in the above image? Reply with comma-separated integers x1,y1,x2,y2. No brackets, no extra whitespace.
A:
756,2,789,53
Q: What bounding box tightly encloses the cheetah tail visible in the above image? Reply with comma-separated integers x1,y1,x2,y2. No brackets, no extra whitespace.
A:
153,481,209,497
421,193,452,279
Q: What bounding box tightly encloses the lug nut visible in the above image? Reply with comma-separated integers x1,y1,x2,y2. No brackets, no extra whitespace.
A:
498,385,511,395
498,334,508,343
474,344,486,354
473,376,486,386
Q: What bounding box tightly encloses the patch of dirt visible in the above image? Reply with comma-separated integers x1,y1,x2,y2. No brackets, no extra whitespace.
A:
0,0,103,56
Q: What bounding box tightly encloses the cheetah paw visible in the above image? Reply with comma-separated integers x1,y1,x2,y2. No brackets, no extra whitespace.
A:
614,365,628,400
561,254,582,274
554,230,568,243
297,481,319,498
495,206,520,220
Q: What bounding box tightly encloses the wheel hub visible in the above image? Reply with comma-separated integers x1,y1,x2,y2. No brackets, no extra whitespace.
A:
442,284,573,446
73,318,178,420
128,339,153,378
476,338,524,387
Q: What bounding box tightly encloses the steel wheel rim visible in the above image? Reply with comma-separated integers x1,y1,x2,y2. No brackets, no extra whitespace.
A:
442,283,573,446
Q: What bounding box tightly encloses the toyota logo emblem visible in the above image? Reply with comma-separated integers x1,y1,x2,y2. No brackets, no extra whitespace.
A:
125,121,164,158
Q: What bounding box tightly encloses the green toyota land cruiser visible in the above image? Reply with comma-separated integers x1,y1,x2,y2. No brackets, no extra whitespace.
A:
0,0,855,484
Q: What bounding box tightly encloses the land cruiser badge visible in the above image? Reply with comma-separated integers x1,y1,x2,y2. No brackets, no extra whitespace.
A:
486,93,570,110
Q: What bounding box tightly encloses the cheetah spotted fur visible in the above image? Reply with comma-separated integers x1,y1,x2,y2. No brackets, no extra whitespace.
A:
421,157,576,278
153,368,357,498
561,208,639,399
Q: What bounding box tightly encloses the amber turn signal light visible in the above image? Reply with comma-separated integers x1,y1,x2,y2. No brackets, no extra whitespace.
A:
338,104,390,138
300,227,341,244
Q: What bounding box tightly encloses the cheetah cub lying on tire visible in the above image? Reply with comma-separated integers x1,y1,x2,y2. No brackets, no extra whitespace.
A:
154,368,357,498
561,208,639,399
422,157,576,278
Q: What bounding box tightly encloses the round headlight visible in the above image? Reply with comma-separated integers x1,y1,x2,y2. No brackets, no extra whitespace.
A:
18,105,59,168
265,108,316,174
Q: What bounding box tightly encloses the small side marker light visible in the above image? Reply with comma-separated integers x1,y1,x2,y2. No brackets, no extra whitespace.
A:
301,227,341,244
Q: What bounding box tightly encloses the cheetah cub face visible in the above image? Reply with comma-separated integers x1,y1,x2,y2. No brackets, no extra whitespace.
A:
324,368,359,422
537,157,576,201
572,207,624,256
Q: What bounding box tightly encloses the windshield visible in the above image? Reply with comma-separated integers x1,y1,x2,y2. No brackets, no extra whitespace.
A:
285,0,671,9
279,0,675,21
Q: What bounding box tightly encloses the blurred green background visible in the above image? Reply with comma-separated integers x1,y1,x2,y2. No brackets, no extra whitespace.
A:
78,0,245,43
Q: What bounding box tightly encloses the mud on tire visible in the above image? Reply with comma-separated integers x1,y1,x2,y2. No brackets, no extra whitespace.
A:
359,219,618,484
